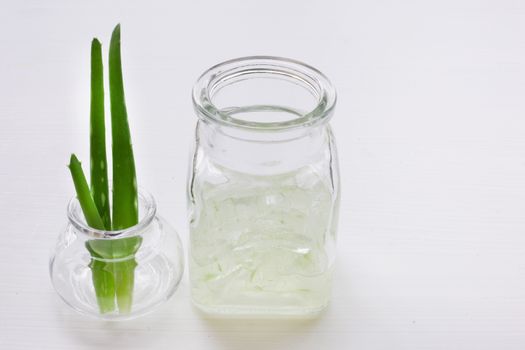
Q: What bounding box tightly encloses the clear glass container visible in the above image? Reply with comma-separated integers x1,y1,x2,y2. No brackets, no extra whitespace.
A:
50,190,184,320
189,56,340,316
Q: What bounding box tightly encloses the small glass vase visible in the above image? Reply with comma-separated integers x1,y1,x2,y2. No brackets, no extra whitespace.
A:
50,189,184,320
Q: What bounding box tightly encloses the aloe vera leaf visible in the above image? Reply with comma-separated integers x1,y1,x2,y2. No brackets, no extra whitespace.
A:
85,239,119,315
114,260,136,313
68,154,104,230
109,24,141,313
89,39,115,313
85,253,116,314
109,24,138,230
90,38,111,230
68,154,116,313
111,235,142,312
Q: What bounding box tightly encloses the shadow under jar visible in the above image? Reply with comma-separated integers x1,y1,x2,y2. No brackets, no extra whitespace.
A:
50,190,184,320
189,57,340,316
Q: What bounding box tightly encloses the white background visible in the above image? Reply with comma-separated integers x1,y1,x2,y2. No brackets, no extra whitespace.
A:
1,0,524,349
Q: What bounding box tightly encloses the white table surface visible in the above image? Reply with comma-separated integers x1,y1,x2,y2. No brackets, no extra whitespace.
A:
1,1,525,349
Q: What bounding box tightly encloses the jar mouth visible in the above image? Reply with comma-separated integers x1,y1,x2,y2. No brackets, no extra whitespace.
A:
67,189,157,239
192,56,337,131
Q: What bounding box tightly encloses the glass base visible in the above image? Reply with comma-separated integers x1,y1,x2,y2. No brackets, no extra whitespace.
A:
51,252,183,320
192,299,329,318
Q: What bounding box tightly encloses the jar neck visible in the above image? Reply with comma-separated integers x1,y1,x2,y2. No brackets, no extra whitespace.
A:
67,189,156,239
197,120,331,175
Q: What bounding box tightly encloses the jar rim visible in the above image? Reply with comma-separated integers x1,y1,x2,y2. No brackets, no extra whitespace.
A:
192,56,337,131
67,189,157,239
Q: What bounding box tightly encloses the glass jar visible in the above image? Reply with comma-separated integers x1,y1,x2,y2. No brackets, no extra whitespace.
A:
50,190,184,320
189,56,340,316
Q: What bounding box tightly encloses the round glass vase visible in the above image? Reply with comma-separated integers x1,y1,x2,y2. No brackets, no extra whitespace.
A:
50,190,184,320
189,57,340,316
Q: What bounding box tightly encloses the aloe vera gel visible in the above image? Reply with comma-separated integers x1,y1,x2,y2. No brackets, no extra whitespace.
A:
190,164,337,314
189,57,339,315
